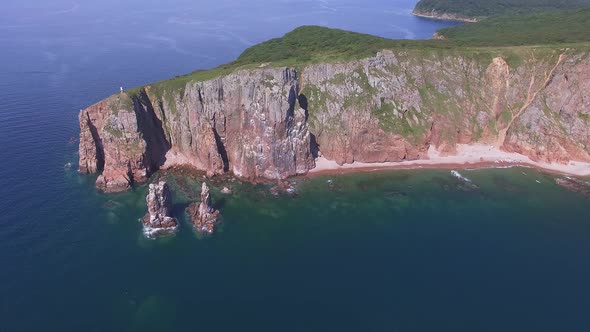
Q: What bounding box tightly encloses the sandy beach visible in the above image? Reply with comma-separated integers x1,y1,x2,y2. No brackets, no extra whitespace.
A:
308,144,590,177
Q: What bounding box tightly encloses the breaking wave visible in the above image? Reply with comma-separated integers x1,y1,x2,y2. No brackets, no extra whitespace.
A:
143,225,178,239
451,170,472,183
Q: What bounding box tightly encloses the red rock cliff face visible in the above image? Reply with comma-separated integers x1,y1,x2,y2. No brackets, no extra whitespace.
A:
79,68,314,192
501,52,590,163
301,49,590,165
80,49,590,192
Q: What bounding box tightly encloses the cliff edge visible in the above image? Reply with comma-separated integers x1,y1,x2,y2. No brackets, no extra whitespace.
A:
79,68,313,192
79,27,590,192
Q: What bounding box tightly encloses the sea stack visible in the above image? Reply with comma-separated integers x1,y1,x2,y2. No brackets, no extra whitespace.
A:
142,181,178,236
187,182,221,234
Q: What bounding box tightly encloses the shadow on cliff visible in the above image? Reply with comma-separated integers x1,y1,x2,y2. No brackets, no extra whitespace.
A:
296,92,321,159
285,85,298,129
85,112,105,172
133,90,171,177
286,86,310,124
298,93,309,121
212,127,230,172
310,132,320,159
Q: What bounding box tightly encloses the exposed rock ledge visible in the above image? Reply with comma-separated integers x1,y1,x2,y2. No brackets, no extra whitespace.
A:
80,49,590,192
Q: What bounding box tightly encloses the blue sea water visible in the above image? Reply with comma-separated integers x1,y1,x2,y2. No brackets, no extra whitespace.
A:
1,1,590,331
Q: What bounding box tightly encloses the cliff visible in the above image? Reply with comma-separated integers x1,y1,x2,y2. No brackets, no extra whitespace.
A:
79,28,590,192
79,68,313,192
303,48,590,164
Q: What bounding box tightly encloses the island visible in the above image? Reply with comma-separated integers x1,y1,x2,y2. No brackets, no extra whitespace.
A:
78,12,590,193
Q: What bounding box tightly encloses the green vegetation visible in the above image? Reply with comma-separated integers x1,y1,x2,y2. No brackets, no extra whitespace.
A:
301,84,330,126
106,94,134,115
372,101,430,143
104,125,124,138
124,10,590,99
438,9,590,46
414,0,590,19
125,26,449,99
111,13,590,147
235,26,443,64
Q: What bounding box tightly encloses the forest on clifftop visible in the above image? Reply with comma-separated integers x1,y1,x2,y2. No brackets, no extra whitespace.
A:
414,0,590,19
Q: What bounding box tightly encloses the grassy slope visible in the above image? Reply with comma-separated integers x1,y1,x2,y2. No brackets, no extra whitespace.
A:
129,26,448,97
438,9,590,46
234,26,444,65
127,9,590,97
414,0,590,19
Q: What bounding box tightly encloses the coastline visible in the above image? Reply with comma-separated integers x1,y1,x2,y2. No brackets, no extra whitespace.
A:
411,10,478,23
308,144,590,178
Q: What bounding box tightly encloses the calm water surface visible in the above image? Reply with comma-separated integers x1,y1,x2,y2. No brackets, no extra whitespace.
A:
1,1,589,331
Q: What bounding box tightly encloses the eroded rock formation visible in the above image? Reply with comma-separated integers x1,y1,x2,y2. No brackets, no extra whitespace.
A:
187,182,221,234
79,68,313,192
143,181,178,236
80,49,590,191
301,49,590,165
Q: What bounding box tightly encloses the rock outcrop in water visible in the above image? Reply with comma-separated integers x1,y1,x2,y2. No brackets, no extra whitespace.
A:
187,182,221,234
143,181,178,236
79,44,590,192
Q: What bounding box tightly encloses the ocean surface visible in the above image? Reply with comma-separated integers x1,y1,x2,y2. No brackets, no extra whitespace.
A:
1,0,590,331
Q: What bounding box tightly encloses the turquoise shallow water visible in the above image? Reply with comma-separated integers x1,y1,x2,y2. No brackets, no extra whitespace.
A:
1,0,590,331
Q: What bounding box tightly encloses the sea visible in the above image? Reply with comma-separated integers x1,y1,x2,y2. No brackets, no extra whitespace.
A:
1,0,589,331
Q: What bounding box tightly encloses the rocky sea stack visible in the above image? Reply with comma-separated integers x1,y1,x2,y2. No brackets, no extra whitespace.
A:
143,181,178,237
187,182,221,234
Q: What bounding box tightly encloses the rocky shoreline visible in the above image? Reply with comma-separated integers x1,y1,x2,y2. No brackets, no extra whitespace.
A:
136,153,589,238
411,9,478,23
